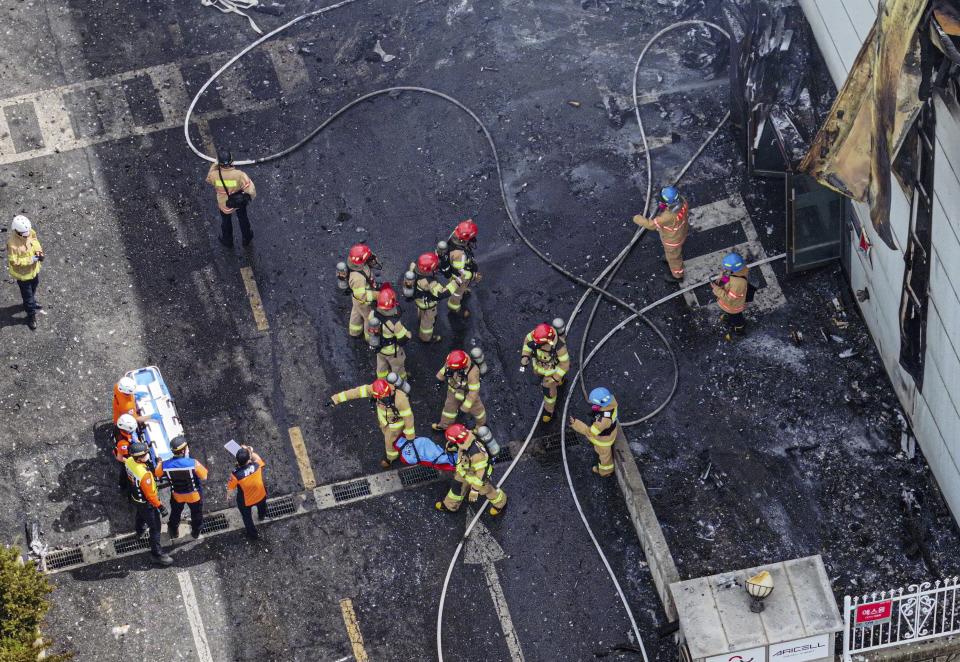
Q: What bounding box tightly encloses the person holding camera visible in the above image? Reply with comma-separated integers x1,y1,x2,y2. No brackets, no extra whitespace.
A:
7,215,44,330
205,151,256,247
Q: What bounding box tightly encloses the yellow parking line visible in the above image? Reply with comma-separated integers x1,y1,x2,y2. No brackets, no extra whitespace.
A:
239,266,270,332
288,426,316,489
339,598,369,662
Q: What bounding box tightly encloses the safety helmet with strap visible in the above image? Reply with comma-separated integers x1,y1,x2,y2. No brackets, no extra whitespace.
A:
416,252,440,275
371,379,395,400
171,436,188,454
588,387,613,407
444,423,471,446
445,349,470,371
531,323,557,345
117,413,138,434
376,285,398,313
11,215,32,236
722,252,745,271
348,243,375,267
129,442,149,459
117,376,137,395
452,219,478,244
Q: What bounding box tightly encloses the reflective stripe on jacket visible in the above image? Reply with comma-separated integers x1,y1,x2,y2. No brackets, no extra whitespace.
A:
7,230,42,281
227,454,266,506
520,333,570,379
633,198,689,247
348,268,377,304
156,457,208,503
570,400,619,447
376,391,415,438
437,364,482,406
125,457,161,507
711,268,749,314
455,438,491,488
414,276,455,309
206,164,256,213
372,315,409,356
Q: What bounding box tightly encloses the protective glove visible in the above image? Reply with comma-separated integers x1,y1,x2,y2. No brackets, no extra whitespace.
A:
150,412,163,421
158,504,169,518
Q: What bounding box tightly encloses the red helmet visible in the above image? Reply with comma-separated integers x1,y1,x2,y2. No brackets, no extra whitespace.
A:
371,379,394,399
416,252,440,275
453,219,478,243
444,423,471,445
446,350,470,371
376,285,397,312
348,244,374,266
531,323,557,345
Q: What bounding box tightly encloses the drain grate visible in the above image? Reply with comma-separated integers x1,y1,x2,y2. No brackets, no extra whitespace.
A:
114,534,152,555
45,547,83,571
399,465,439,487
332,479,372,502
266,495,296,518
200,513,229,534
538,432,579,452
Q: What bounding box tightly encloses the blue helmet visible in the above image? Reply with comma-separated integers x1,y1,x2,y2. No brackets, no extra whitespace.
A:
588,387,613,407
659,186,679,205
722,252,745,271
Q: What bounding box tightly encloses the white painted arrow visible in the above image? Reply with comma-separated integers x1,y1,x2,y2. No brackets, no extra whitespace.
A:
464,511,526,662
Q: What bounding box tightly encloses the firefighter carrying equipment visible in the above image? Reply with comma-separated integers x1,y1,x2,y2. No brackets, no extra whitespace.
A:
155,454,208,504
206,162,256,214
125,454,163,508
445,220,480,316
799,0,927,250
394,435,457,471
331,382,415,466
632,190,689,280
347,246,379,338
520,323,570,421
569,396,619,477
434,351,487,430
410,252,456,342
436,428,507,515
368,288,411,379
712,263,751,315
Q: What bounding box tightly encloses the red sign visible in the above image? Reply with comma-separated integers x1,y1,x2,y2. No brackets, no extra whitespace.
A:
855,600,893,626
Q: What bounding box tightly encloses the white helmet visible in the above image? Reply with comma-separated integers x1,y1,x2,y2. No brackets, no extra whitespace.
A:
116,414,138,433
116,376,137,395
11,215,31,236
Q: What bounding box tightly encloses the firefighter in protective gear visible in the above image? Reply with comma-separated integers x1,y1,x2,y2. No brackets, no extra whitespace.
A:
410,252,456,343
155,437,208,539
330,378,415,469
205,152,256,247
632,186,689,282
113,375,152,425
432,350,487,431
368,286,410,379
346,243,380,338
435,424,507,516
568,387,618,477
444,220,479,317
125,442,173,566
711,252,749,341
8,215,44,330
520,322,570,424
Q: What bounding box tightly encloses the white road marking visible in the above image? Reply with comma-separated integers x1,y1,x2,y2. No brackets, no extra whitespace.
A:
464,514,526,662
177,570,215,662
680,193,787,313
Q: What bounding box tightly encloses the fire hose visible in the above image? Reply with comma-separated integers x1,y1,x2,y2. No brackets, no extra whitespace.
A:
182,4,785,660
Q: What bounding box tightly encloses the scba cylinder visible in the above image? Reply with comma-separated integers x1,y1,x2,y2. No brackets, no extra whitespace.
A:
476,426,501,457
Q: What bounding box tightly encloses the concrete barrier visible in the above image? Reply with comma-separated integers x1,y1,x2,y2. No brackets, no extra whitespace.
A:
613,428,681,621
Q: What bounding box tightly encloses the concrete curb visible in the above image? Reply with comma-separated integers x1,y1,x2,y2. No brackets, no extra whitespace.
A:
613,428,681,621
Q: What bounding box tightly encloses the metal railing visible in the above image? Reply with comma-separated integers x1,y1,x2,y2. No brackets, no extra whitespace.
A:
843,577,960,660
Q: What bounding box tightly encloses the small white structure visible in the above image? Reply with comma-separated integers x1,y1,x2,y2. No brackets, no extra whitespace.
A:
671,555,842,662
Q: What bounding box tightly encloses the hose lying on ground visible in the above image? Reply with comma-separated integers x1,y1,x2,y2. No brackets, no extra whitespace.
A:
183,5,784,660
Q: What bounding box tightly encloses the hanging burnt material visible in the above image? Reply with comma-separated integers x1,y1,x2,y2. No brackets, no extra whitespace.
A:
799,0,928,250
723,0,825,175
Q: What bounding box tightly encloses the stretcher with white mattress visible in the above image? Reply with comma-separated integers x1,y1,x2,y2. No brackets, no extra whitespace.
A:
124,366,184,464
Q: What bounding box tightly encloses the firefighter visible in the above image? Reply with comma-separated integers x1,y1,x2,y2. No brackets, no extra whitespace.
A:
433,349,487,431
409,252,456,343
520,322,570,424
155,437,208,540
568,387,618,477
632,186,689,283
205,151,256,247
435,424,507,516
112,375,152,425
345,243,380,339
227,445,268,541
442,219,479,318
114,414,140,493
125,442,172,566
711,252,750,341
368,286,410,379
330,378,415,469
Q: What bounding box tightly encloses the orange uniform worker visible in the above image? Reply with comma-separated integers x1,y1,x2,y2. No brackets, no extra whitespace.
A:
125,442,172,566
114,414,141,493
155,437,208,540
711,252,751,341
632,186,689,283
435,424,507,516
330,379,414,469
227,445,268,540
112,376,151,425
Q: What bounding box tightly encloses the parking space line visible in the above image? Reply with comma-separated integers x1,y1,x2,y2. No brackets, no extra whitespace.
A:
239,266,270,332
288,426,317,489
339,598,369,662
177,571,214,662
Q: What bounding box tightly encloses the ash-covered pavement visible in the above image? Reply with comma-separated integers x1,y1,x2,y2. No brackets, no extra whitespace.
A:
2,0,958,660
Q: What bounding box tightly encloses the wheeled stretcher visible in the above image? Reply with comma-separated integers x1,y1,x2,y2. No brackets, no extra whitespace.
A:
124,366,184,465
